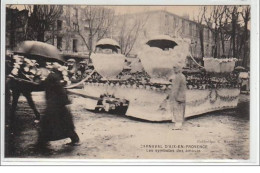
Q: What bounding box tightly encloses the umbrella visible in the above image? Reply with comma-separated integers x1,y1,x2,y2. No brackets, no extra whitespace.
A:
14,41,65,63
67,59,76,62
235,66,246,71
146,35,178,50
96,38,120,49
79,60,88,64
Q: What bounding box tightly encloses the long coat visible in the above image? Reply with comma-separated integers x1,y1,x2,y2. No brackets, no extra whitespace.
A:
39,73,75,142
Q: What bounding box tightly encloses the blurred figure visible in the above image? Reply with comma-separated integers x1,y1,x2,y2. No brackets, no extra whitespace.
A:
67,59,77,78
169,62,187,130
76,60,88,80
7,55,42,122
239,71,250,94
37,70,80,147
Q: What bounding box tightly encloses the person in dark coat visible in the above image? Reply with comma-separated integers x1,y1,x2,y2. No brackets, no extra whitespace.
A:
37,70,80,147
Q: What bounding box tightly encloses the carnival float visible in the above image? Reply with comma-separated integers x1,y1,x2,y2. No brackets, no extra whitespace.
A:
6,37,241,122
66,36,241,121
7,41,70,85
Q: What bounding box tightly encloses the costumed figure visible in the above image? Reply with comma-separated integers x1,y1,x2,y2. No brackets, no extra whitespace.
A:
37,68,79,147
169,62,187,130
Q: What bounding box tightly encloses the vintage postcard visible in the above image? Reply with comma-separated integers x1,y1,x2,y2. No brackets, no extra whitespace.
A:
1,0,259,165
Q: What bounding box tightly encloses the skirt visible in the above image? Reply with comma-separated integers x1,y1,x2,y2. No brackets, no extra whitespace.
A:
39,105,75,142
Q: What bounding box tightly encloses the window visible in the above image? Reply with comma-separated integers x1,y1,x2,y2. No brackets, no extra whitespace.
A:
57,36,62,50
74,8,78,17
182,20,186,34
189,23,192,36
195,25,199,37
57,20,62,30
49,24,54,31
73,22,79,31
73,39,78,52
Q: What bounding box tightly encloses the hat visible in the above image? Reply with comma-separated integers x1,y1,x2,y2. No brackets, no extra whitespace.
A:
67,59,76,62
80,60,88,64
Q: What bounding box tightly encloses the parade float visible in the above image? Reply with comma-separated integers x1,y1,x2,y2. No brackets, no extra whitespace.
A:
7,41,70,89
67,36,241,121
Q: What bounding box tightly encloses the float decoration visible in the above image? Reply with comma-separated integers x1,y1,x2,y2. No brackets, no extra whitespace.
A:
91,53,126,80
138,35,187,84
203,57,238,73
9,54,71,85
14,41,65,63
90,38,126,80
67,36,241,122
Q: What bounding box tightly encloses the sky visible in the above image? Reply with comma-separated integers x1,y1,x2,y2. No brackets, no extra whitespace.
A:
111,6,202,18
11,5,205,20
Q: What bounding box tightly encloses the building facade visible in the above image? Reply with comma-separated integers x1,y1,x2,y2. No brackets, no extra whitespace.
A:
45,5,113,58
6,7,249,68
6,8,29,50
110,10,216,59
4,7,218,59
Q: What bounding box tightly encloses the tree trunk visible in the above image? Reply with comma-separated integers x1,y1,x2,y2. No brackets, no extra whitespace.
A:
242,21,248,68
199,27,204,58
52,24,55,45
199,27,204,65
214,32,218,58
220,32,225,56
88,36,93,56
10,12,15,49
232,32,236,57
37,31,45,42
231,13,237,58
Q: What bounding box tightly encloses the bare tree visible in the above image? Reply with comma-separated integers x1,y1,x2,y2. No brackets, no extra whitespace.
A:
203,6,227,58
25,5,63,42
6,7,29,49
116,13,149,56
225,6,240,58
240,6,250,67
71,6,115,56
7,4,12,8
195,7,205,59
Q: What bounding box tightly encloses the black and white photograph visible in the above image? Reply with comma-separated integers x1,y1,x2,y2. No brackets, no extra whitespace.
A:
0,0,259,165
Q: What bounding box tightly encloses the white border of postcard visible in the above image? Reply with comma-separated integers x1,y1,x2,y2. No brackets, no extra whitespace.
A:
1,0,259,165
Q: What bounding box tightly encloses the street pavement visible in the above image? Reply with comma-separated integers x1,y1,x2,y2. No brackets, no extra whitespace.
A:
4,92,250,159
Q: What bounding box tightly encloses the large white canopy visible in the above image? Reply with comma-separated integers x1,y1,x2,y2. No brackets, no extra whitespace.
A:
96,38,120,49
